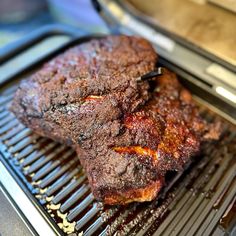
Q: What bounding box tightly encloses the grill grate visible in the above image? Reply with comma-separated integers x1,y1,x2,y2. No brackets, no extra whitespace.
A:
0,85,235,236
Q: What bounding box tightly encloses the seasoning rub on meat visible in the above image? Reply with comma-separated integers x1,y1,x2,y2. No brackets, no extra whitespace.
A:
11,36,221,204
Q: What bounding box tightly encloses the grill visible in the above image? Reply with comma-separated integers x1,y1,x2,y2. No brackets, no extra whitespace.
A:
0,26,235,236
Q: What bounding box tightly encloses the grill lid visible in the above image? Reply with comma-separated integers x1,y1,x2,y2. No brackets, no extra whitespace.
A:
126,0,236,67
94,0,236,111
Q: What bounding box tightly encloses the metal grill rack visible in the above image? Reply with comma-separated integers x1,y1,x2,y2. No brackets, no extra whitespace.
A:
0,25,235,236
0,82,235,236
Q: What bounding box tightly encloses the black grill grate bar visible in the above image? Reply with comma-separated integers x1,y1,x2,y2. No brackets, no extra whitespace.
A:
100,206,120,224
130,209,157,236
103,204,138,236
0,119,19,135
84,217,104,236
212,227,226,236
33,160,62,182
25,145,67,174
1,124,24,141
99,228,108,236
0,113,14,127
154,136,234,236
67,193,94,222
46,168,81,197
52,176,87,205
187,177,235,236
172,194,207,236
6,128,32,146
170,194,207,236
155,191,191,235
134,197,173,236
0,93,14,106
142,145,219,235
200,195,235,236
0,105,5,111
0,110,9,120
177,154,235,236
135,157,212,234
60,184,90,213
131,197,176,236
196,209,216,236
22,142,58,166
166,169,224,235
117,176,184,236
39,158,78,189
75,203,99,231
157,165,221,234
9,134,38,154
119,206,154,236
1,85,18,96
16,138,45,161
188,166,236,236
32,149,75,181
204,187,236,236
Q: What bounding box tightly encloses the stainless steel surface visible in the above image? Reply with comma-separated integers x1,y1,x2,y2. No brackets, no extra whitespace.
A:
206,63,236,90
0,162,56,236
0,185,34,236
